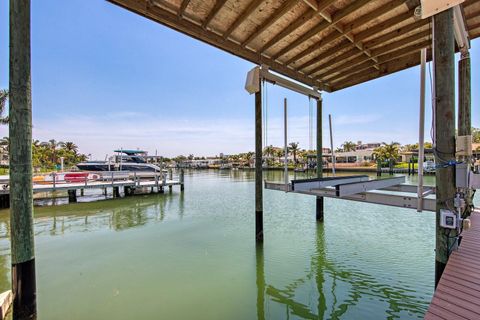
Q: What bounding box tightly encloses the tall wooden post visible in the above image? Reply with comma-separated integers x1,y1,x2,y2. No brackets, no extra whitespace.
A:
9,0,37,318
316,97,324,221
433,8,456,287
255,86,263,242
458,52,472,217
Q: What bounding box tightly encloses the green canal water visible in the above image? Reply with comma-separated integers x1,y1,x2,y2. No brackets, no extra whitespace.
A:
0,170,465,319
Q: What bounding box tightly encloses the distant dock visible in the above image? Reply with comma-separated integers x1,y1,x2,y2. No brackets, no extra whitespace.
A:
0,170,185,208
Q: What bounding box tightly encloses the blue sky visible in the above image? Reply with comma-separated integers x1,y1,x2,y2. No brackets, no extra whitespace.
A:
1,0,479,158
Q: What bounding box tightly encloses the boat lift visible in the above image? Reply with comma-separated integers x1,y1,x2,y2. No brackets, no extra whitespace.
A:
265,176,436,212
248,65,437,213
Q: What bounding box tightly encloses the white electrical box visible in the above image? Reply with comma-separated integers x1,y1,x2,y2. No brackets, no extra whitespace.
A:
420,0,465,19
456,135,472,156
245,67,260,94
440,209,457,229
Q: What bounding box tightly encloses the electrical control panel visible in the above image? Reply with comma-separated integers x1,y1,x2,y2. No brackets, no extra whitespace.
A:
440,209,457,229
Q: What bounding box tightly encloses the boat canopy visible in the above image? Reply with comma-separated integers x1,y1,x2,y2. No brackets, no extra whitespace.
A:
113,150,146,155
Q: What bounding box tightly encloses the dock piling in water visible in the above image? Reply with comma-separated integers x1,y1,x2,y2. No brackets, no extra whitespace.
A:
9,0,37,317
255,85,263,242
67,190,77,203
433,8,457,287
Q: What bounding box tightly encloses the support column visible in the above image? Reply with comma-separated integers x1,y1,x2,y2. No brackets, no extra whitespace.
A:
255,86,263,242
168,169,173,192
316,97,324,222
433,9,456,287
9,0,37,318
458,52,472,217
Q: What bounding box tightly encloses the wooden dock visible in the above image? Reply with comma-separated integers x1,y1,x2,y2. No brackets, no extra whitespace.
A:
0,171,185,208
425,209,480,320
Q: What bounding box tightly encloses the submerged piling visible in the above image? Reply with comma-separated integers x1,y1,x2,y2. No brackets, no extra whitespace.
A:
9,0,37,317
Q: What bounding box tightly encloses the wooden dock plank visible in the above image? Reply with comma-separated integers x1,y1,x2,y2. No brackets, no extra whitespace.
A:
425,211,480,319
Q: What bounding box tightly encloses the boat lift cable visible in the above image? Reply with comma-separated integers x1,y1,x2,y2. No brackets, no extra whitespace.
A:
309,97,313,151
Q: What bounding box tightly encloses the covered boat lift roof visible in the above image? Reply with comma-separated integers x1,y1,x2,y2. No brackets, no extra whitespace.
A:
107,0,480,91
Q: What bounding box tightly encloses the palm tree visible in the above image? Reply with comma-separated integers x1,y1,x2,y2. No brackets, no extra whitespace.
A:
63,141,78,155
288,142,300,164
0,89,9,124
373,142,400,163
341,141,357,152
244,151,254,167
263,145,275,158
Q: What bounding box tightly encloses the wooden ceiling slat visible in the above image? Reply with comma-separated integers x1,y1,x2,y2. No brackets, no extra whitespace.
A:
178,0,190,17
223,0,265,40
344,0,407,33
242,0,299,47
202,0,228,29
327,40,431,84
331,51,427,91
317,31,431,82
287,0,411,73
272,20,330,60
355,10,414,43
313,49,367,79
285,31,344,66
273,0,370,60
259,9,316,52
294,40,352,71
363,19,430,50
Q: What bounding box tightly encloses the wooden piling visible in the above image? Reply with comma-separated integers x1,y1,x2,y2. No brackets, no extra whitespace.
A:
180,169,184,191
458,52,472,217
255,86,263,242
9,0,37,317
376,159,381,177
433,8,456,287
0,195,9,209
316,97,324,222
113,186,120,198
67,190,77,203
168,169,173,192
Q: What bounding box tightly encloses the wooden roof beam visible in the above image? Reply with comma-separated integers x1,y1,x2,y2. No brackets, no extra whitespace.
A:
202,0,228,29
311,48,364,78
113,0,329,91
316,30,431,81
286,32,346,67
178,0,190,18
259,9,316,52
242,0,299,47
363,19,430,51
286,0,408,70
343,0,406,33
318,29,432,81
330,51,430,91
223,0,265,40
293,39,352,71
327,40,431,85
273,0,369,60
354,10,415,43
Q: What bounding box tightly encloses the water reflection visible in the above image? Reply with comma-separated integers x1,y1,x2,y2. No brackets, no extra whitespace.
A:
257,222,429,319
0,192,186,238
